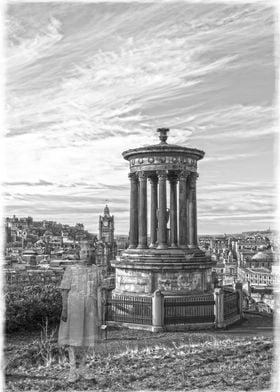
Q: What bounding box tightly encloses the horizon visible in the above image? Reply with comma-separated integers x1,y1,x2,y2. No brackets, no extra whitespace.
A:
4,2,277,235
5,213,277,239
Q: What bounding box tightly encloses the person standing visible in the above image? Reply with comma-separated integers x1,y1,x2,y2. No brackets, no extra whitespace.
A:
58,241,101,382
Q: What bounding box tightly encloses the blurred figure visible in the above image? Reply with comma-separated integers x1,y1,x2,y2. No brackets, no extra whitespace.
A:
58,241,100,382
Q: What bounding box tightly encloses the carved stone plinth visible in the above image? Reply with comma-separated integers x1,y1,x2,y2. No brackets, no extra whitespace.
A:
111,248,213,296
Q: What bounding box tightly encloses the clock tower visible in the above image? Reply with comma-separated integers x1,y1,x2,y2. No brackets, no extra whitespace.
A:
99,204,114,244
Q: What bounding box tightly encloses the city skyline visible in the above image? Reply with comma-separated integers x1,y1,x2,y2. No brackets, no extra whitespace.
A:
4,212,277,237
4,2,277,235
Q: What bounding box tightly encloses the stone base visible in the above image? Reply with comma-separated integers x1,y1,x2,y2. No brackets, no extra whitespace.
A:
164,322,214,331
107,320,214,332
111,247,214,295
216,314,242,329
107,321,163,332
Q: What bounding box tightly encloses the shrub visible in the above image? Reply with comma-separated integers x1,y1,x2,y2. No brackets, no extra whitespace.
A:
5,283,62,333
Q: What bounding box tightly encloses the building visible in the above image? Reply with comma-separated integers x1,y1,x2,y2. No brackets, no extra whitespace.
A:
115,235,129,252
246,247,274,269
99,205,114,244
97,204,117,273
237,246,277,312
21,249,38,265
238,266,272,288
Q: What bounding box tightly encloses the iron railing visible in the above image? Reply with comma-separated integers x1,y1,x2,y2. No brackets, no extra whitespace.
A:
106,294,152,325
224,291,239,320
164,294,215,325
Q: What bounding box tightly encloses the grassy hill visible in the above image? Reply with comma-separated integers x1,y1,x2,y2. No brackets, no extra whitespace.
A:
5,326,273,391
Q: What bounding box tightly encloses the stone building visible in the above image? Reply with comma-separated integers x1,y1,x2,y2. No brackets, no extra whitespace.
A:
237,245,277,312
238,267,273,288
99,204,114,244
247,247,274,269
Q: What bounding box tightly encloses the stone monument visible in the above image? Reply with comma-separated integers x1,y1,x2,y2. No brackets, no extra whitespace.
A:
112,128,213,302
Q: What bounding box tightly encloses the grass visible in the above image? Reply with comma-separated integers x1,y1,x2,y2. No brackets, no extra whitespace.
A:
5,326,273,391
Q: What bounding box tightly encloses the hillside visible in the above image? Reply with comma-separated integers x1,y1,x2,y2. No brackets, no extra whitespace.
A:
5,321,273,392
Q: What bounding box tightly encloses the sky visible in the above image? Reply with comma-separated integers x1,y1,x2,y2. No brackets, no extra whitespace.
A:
3,0,278,235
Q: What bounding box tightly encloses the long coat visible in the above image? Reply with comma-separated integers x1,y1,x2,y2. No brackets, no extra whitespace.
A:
58,264,100,347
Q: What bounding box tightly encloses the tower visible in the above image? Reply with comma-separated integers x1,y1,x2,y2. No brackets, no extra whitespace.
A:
99,204,114,244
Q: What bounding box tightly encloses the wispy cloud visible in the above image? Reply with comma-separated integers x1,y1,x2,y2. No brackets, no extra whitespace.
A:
4,179,53,186
189,105,276,142
7,16,63,71
4,2,276,233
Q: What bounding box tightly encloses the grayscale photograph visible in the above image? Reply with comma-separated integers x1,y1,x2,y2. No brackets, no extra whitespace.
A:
3,0,279,391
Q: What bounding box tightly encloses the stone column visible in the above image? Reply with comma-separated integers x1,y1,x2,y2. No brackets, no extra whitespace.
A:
157,171,168,249
128,173,139,249
149,176,158,248
137,171,148,249
169,175,178,248
179,172,188,248
186,174,190,245
188,173,198,248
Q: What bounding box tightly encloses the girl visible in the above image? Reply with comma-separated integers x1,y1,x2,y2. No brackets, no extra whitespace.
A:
58,242,101,382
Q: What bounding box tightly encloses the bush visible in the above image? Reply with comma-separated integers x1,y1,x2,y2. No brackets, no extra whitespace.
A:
6,320,68,371
5,283,62,333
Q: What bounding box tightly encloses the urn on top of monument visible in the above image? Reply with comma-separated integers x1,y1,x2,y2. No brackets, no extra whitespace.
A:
157,128,169,144
123,128,205,251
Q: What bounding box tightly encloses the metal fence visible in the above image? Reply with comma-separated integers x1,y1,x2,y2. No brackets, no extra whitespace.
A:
164,294,215,325
224,291,239,320
106,294,153,325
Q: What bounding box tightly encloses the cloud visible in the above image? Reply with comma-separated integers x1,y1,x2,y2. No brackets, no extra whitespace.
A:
202,151,260,163
199,181,276,192
199,214,276,221
7,3,266,144
7,16,63,71
188,105,276,143
4,179,53,186
4,2,276,234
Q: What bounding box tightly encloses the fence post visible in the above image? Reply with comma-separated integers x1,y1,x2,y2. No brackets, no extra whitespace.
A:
97,286,103,340
152,289,164,332
214,288,224,328
235,282,243,319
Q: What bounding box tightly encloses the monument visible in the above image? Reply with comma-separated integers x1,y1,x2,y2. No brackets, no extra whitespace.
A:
110,128,215,328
